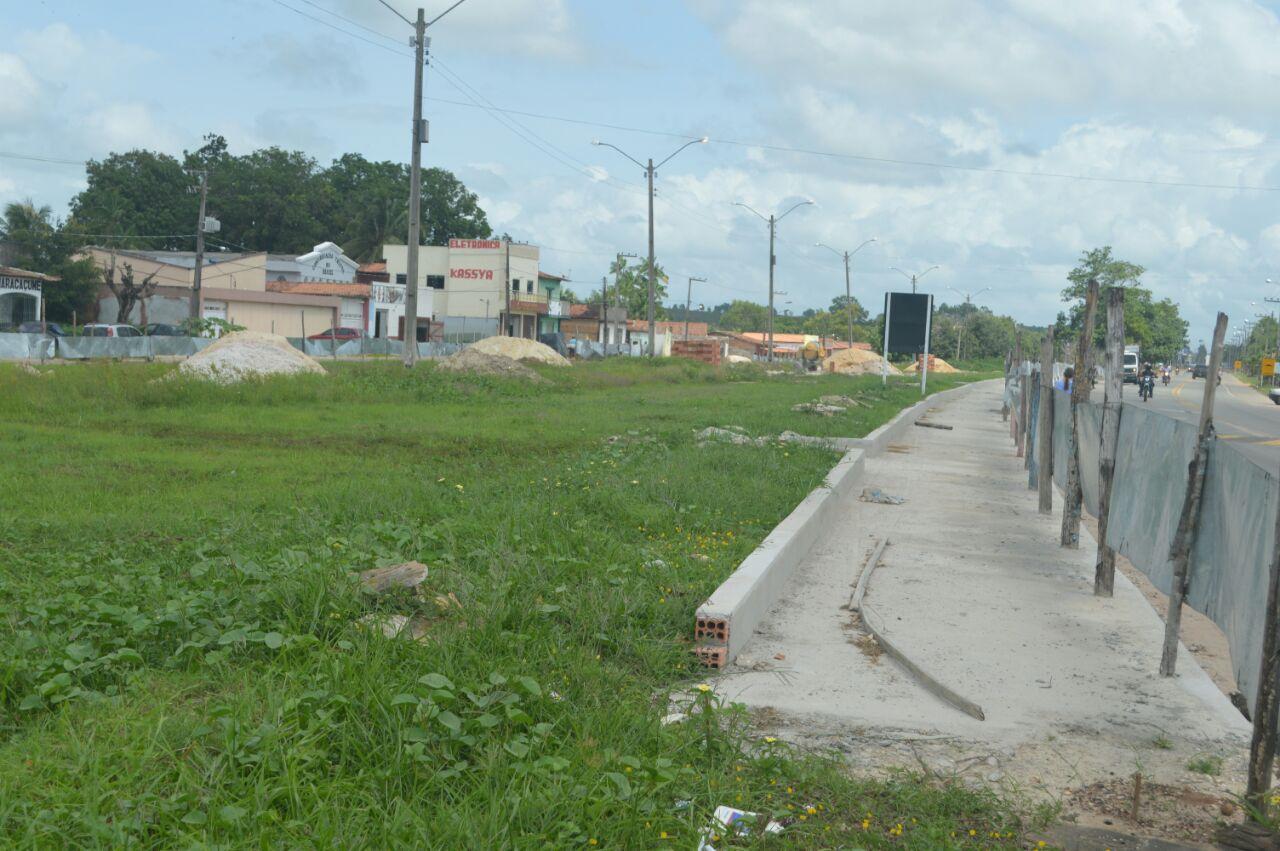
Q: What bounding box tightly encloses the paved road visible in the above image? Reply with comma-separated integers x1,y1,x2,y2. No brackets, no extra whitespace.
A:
1135,371,1280,470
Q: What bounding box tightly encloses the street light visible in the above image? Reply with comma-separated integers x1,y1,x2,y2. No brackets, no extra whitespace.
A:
592,136,708,356
684,276,706,341
816,237,878,345
734,199,814,361
890,265,940,294
946,286,991,361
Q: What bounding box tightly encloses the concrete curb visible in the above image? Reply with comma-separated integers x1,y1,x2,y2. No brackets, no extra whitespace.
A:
693,378,997,669
694,447,865,667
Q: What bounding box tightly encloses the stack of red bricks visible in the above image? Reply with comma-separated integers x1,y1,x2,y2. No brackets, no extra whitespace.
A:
672,340,721,365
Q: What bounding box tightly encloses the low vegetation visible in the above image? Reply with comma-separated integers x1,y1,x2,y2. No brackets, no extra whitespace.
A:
0,358,1023,846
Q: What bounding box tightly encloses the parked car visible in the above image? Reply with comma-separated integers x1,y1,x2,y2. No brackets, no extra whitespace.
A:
1191,363,1208,379
143,323,187,336
82,323,143,337
18,321,67,336
307,327,364,341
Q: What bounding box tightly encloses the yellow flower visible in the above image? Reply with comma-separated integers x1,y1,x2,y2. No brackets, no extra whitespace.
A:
659,831,668,839
696,683,712,693
588,840,597,847
861,819,870,830
764,736,777,743
806,806,817,815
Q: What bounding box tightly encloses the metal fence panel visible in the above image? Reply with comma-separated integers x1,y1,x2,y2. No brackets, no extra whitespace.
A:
0,333,54,360
1191,443,1279,714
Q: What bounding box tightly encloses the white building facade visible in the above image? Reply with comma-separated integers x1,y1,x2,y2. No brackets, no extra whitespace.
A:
382,239,543,340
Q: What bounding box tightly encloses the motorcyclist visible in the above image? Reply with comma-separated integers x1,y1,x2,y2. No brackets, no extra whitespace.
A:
1140,362,1156,400
1161,364,1170,385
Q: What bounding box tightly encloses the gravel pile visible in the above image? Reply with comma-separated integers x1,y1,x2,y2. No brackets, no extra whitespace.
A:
824,347,901,376
437,348,548,383
469,335,570,366
177,331,327,383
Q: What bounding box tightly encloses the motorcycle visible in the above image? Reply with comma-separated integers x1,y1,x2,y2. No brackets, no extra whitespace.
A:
1162,372,1170,386
1139,374,1155,402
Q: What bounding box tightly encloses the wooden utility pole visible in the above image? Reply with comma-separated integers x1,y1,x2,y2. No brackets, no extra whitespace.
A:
401,7,427,366
190,171,208,323
1161,312,1228,676
1061,280,1099,548
1094,287,1125,596
600,275,608,345
1246,497,1280,807
1014,332,1025,457
1003,349,1012,422
1037,329,1055,514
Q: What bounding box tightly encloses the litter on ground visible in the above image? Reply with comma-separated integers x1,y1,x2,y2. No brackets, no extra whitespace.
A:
696,805,786,851
860,487,906,505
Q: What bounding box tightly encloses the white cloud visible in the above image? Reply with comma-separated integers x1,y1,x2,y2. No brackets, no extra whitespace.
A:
0,54,43,122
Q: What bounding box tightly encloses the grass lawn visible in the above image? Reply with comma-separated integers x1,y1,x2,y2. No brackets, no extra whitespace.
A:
0,357,1029,847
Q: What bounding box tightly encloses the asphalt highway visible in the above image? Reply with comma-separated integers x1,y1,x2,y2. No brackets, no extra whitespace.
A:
1135,371,1280,471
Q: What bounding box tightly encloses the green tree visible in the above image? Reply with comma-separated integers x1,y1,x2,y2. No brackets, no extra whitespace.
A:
718,300,768,332
68,150,194,250
1,200,99,322
607,256,668,319
1055,246,1188,364
829,294,867,327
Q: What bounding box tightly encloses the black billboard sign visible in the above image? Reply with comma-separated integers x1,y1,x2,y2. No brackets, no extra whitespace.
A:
883,292,933,355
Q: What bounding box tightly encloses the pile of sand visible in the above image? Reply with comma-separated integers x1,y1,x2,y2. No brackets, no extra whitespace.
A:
177,331,327,383
437,347,547,383
726,354,754,365
904,356,960,374
824,347,901,376
469,336,570,366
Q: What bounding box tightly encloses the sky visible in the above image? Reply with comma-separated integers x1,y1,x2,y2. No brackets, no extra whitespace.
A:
4,0,1280,341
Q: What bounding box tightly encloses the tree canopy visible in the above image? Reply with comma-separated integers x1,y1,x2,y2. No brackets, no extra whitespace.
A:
1053,246,1188,364
65,134,491,261
0,201,100,321
584,256,669,319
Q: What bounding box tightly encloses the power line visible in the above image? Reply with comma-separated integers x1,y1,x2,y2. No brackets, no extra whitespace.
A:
0,151,87,166
266,0,407,57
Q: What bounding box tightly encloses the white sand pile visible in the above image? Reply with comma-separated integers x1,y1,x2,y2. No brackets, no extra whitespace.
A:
437,347,548,383
469,335,570,366
726,354,754,365
904,356,960,373
824,347,901,376
177,331,327,383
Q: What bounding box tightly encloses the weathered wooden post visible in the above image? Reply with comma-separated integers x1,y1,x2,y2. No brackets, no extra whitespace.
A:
1094,288,1125,596
1002,349,1012,422
1015,332,1026,458
1246,497,1280,811
1160,312,1227,676
1061,280,1099,548
1038,329,1055,514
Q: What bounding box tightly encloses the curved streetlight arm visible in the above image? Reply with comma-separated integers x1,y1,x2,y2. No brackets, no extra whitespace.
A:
655,137,709,170
777,199,814,222
851,237,878,256
917,265,940,281
591,140,646,170
889,267,914,282
815,242,844,259
734,202,769,223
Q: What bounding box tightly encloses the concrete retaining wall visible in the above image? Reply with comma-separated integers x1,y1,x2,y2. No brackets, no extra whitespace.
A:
693,378,996,668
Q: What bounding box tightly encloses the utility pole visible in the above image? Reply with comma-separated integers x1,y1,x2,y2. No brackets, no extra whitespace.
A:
401,8,427,366
190,171,208,323
504,236,511,336
892,265,939,296
375,0,471,366
735,199,813,363
685,276,706,341
592,138,707,357
817,238,876,346
601,275,608,344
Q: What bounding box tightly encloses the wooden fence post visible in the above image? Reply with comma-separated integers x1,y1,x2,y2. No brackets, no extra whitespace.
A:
1246,497,1280,811
1015,332,1026,458
1002,349,1012,422
1160,312,1228,676
1038,329,1055,514
1094,288,1125,596
1061,280,1099,548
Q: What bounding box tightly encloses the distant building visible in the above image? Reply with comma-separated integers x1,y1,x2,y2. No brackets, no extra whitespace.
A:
562,303,627,345
0,266,57,326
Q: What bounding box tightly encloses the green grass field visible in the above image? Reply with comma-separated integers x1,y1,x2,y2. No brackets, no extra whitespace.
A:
0,357,1029,848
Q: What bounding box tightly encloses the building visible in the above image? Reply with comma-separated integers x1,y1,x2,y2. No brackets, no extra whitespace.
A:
629,319,710,339
0,266,57,326
82,244,366,337
383,239,555,341
735,332,866,359
537,272,570,337
561,303,627,345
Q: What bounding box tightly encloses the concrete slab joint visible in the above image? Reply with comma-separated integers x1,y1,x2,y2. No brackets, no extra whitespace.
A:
693,380,994,669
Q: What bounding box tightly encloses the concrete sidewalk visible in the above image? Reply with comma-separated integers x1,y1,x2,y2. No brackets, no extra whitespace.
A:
715,380,1249,797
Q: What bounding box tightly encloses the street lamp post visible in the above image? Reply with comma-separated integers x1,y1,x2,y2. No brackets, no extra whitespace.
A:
734,199,814,361
890,265,940,294
684,276,706,341
592,137,708,356
947,286,990,361
816,237,877,345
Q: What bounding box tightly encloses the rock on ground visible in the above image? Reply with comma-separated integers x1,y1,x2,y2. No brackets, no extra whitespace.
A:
177,331,326,383
469,335,570,366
